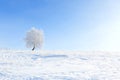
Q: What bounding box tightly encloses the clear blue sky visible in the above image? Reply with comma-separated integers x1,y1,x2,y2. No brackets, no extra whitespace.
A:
0,0,120,51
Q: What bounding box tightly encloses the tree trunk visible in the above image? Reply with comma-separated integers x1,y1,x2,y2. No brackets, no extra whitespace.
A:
32,46,35,51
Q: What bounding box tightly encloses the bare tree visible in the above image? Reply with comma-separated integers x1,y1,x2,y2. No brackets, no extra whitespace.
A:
25,27,44,51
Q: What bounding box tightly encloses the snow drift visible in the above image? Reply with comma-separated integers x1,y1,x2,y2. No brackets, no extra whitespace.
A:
0,50,120,80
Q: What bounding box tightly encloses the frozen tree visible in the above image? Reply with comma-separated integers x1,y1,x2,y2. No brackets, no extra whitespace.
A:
25,27,44,51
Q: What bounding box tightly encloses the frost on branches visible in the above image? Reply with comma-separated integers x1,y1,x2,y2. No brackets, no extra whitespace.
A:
25,27,44,51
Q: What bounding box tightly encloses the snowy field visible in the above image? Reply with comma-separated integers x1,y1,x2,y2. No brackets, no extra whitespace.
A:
0,50,120,80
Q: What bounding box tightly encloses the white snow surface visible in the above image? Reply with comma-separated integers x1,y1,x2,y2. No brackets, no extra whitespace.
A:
0,50,120,80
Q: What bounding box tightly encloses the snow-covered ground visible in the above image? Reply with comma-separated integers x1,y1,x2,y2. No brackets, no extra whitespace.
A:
0,50,120,80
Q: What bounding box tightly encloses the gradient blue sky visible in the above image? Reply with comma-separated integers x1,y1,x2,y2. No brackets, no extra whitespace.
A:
0,0,120,51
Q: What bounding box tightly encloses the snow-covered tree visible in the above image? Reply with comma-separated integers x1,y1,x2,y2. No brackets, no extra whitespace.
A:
25,27,44,51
